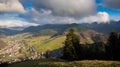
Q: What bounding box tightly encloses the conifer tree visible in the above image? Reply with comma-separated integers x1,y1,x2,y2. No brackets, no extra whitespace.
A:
63,29,80,60
107,32,120,60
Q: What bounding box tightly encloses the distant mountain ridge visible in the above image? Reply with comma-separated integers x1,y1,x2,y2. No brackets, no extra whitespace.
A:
82,20,120,34
21,21,120,36
0,28,20,35
0,20,120,35
21,24,88,36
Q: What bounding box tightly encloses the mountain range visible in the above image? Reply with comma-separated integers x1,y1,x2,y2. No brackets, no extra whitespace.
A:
82,20,120,34
0,21,120,36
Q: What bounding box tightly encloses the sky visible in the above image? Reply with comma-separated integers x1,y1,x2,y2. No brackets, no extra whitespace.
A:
0,0,120,28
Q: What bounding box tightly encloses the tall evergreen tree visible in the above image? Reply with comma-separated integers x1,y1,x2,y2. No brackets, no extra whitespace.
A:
116,33,120,60
63,29,80,60
106,32,120,60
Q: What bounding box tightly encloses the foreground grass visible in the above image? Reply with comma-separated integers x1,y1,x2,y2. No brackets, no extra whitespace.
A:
8,59,120,67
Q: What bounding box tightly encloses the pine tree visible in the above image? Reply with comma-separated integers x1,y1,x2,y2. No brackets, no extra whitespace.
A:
63,29,80,60
107,32,120,60
116,33,120,60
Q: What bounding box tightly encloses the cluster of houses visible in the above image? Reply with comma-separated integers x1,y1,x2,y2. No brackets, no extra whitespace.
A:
0,34,63,65
0,51,50,64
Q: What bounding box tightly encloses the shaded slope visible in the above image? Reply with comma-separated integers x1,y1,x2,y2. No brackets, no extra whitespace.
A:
82,21,120,34
78,30,107,44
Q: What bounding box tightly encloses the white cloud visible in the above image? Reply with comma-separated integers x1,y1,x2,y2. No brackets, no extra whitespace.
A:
21,0,96,18
21,8,77,24
0,0,25,13
81,12,110,23
103,0,120,9
0,20,38,28
20,0,99,24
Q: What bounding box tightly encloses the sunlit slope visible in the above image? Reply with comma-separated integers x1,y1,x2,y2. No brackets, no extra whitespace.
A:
26,36,66,52
23,30,106,53
1,29,107,58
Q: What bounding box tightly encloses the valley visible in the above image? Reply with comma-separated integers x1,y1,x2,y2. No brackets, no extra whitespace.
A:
0,23,119,66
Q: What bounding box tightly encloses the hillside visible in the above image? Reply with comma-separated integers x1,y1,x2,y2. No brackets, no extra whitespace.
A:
22,30,107,52
0,29,107,62
27,36,65,52
0,29,107,61
78,30,107,44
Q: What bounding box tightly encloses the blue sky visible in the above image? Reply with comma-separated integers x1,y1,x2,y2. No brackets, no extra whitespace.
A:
96,0,120,17
0,0,120,27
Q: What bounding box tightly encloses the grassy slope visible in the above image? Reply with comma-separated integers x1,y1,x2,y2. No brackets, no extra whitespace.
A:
26,36,66,52
8,59,120,67
1,31,104,60
26,35,95,53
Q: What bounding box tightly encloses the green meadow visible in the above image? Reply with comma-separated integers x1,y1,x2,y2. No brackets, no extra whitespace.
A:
8,59,120,67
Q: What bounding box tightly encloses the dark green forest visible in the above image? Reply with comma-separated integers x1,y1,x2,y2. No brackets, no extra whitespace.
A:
63,29,120,61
